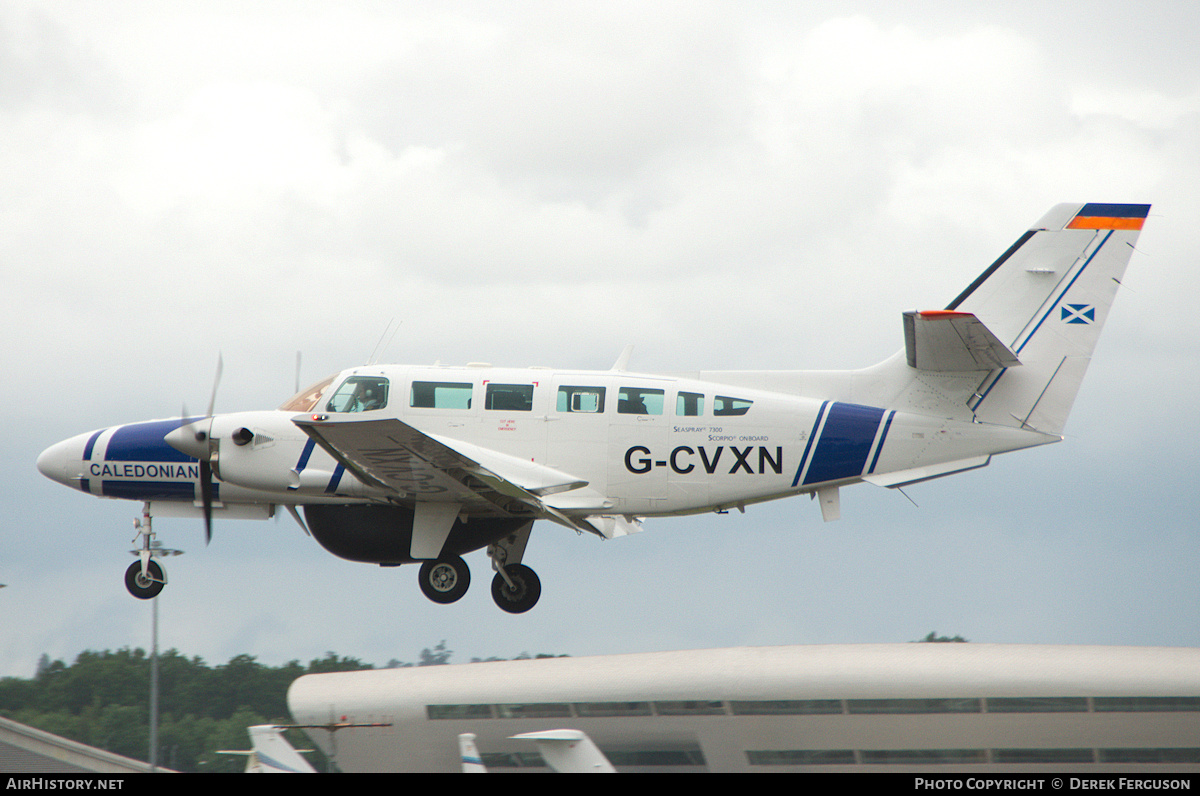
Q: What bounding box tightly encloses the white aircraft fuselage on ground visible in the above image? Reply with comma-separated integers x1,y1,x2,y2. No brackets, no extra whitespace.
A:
37,203,1151,612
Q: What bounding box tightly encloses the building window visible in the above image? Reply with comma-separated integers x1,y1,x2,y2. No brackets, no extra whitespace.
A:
1094,696,1200,712
985,697,1087,713
730,700,842,715
494,703,572,719
846,698,981,714
748,749,855,766
653,700,726,716
426,704,493,720
574,702,653,717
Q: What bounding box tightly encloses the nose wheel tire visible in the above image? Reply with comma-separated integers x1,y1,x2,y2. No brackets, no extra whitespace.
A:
418,556,471,604
491,563,541,613
125,560,165,600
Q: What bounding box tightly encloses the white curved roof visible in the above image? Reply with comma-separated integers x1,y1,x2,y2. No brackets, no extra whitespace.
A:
288,644,1200,718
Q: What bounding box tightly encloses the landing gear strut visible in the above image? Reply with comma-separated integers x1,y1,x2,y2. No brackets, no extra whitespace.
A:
126,503,180,600
486,523,541,613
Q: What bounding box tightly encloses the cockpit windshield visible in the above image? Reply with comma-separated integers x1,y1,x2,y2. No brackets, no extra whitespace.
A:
324,376,390,413
278,375,337,412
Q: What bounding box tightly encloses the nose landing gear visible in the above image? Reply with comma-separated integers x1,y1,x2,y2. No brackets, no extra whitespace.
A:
125,559,165,600
126,504,182,600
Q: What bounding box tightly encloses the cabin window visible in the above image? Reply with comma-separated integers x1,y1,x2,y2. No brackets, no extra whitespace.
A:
618,387,664,415
557,386,606,413
714,395,753,416
676,391,704,417
485,383,534,411
325,376,389,413
411,381,473,409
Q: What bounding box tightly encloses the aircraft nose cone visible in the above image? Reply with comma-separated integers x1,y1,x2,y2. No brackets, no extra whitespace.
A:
37,433,90,489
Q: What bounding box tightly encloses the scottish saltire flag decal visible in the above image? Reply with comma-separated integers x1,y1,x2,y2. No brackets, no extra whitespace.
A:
1066,203,1150,230
1061,304,1095,324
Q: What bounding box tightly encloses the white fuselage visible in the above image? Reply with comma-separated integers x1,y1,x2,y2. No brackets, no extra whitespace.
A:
33,363,1055,521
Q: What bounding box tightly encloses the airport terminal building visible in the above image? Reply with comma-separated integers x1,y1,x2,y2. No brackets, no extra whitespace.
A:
287,644,1200,773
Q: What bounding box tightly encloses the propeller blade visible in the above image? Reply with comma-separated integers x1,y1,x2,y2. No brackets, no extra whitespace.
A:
199,459,214,545
207,353,224,419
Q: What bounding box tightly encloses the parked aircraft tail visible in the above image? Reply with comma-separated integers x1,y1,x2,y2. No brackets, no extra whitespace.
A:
510,729,616,773
216,724,316,773
459,733,487,773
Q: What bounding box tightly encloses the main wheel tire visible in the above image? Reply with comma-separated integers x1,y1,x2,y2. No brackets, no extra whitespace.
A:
491,563,541,614
418,556,470,604
125,560,164,600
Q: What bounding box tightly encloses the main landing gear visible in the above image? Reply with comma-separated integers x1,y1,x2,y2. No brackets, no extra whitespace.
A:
414,527,542,613
125,504,181,600
490,563,541,614
418,556,471,604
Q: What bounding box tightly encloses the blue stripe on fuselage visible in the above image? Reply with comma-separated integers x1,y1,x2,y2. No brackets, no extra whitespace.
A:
803,402,886,486
294,438,316,472
99,419,210,501
82,429,103,461
105,419,198,462
868,410,896,475
792,401,830,487
102,480,199,501
325,463,346,493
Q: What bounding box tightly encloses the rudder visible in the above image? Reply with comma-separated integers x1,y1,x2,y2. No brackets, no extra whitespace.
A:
954,203,1149,434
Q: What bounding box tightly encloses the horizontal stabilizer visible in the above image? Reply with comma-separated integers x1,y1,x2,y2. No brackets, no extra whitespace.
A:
904,310,1021,371
863,455,991,488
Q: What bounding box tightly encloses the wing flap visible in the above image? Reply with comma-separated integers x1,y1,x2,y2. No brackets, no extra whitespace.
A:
903,310,1021,371
291,415,587,517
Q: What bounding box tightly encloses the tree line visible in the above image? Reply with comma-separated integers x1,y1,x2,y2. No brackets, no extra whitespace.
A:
0,642,558,772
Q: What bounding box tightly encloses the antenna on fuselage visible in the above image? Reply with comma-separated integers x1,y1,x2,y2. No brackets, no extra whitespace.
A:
367,318,402,365
611,344,634,372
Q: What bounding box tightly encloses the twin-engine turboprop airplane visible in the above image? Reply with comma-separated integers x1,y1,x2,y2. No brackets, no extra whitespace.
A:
37,203,1150,613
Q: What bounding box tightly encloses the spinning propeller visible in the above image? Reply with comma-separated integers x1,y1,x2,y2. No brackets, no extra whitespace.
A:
164,355,223,544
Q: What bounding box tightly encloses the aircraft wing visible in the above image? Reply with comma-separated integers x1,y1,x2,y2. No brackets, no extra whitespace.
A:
291,414,588,518
903,310,1021,371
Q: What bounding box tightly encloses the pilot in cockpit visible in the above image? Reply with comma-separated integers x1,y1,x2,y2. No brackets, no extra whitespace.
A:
356,384,383,411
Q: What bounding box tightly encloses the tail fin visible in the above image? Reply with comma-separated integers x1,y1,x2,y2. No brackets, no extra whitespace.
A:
951,203,1149,434
459,732,488,773
246,724,316,773
510,729,616,773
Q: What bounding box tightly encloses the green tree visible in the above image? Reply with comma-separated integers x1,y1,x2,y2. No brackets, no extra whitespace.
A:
917,631,968,643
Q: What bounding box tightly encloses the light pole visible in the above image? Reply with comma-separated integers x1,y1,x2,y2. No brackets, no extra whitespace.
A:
131,540,182,772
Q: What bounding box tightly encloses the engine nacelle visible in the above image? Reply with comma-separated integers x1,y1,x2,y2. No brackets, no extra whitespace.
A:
208,411,372,498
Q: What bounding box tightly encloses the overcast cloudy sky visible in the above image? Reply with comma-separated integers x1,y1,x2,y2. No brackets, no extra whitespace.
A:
3,1,1198,679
